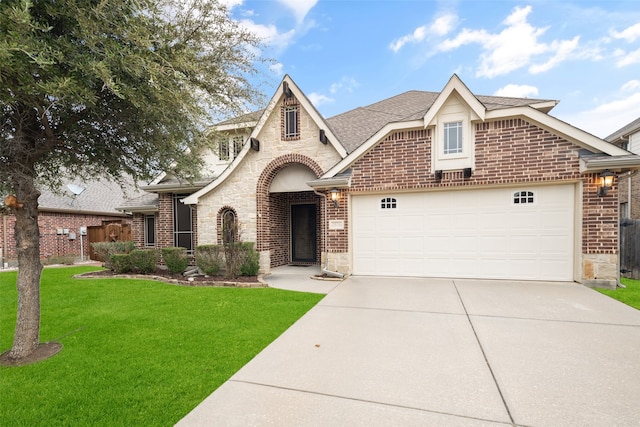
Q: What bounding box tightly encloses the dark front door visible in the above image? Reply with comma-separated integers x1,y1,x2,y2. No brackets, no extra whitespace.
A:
291,204,316,262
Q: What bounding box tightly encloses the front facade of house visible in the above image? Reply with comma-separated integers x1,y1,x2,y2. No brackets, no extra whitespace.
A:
124,75,640,288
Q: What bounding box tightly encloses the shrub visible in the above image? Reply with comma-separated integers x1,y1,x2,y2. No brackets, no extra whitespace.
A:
239,242,260,276
162,247,189,274
111,254,132,274
195,245,223,276
91,241,135,268
129,249,158,274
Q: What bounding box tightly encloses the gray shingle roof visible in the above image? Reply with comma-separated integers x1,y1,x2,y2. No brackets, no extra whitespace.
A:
326,90,556,153
37,177,142,215
605,116,640,142
217,110,265,126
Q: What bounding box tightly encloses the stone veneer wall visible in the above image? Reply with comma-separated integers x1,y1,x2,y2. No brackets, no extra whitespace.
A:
195,94,343,274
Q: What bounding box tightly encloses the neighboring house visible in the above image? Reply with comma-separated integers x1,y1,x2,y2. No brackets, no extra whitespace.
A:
606,117,640,219
0,178,138,268
120,74,640,288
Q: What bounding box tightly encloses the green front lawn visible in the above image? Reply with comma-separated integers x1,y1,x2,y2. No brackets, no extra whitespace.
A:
0,266,324,426
597,277,640,310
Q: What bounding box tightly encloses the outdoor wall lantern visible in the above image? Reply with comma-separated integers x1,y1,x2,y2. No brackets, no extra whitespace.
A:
435,170,443,182
597,170,615,197
330,188,340,208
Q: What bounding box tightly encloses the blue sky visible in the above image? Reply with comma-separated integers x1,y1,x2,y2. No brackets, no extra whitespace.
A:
226,0,640,139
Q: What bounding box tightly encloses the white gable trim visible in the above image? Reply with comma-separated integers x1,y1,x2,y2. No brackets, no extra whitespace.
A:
423,74,485,126
282,76,348,158
485,107,629,156
183,75,347,205
323,102,628,180
323,119,424,178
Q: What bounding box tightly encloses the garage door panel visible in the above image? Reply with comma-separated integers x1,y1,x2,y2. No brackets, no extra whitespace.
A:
352,185,574,281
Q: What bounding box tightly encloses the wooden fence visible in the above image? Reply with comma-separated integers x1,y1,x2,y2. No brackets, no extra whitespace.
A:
87,222,132,261
621,219,640,280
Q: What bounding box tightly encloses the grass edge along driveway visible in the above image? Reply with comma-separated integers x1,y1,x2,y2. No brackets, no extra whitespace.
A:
0,266,324,426
597,277,640,310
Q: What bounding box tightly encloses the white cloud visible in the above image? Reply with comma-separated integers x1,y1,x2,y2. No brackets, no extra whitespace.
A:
529,36,580,74
494,84,539,98
390,13,457,52
439,5,579,78
563,82,640,138
219,0,243,9
622,80,640,91
611,22,640,43
308,92,333,106
616,48,640,67
269,62,284,76
238,19,296,50
329,77,359,94
278,0,318,24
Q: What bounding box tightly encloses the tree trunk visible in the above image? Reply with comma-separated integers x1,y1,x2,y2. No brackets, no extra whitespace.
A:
5,177,42,361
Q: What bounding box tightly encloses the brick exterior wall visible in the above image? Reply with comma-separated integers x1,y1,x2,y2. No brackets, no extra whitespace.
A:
0,211,129,266
269,191,321,266
347,118,620,282
132,192,197,253
618,172,640,219
133,90,622,283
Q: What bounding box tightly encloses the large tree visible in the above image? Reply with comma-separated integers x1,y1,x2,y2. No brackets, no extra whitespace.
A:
0,0,264,364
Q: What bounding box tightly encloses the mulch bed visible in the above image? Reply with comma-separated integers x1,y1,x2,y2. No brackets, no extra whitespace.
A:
0,342,63,367
77,268,266,288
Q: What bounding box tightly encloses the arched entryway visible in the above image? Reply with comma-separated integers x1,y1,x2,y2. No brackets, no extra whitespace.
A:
256,154,324,268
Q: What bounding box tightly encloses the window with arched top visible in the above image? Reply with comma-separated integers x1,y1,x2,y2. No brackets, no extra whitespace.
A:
381,197,397,209
513,191,535,205
221,208,237,244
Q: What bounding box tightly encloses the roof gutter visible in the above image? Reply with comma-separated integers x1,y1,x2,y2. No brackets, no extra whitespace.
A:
140,181,210,193
579,155,640,173
115,205,159,214
38,207,130,217
306,175,350,190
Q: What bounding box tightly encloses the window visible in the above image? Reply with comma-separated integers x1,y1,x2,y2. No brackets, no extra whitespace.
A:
282,99,300,140
232,136,243,158
222,209,236,244
219,138,230,161
285,105,299,138
144,214,155,247
381,197,397,209
444,121,463,155
513,191,535,204
173,194,193,253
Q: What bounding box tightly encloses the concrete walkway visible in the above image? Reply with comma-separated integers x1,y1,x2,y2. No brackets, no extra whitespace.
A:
177,272,640,426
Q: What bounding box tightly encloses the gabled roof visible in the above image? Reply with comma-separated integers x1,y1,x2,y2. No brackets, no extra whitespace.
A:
183,75,347,205
326,75,557,154
321,75,629,179
605,117,640,143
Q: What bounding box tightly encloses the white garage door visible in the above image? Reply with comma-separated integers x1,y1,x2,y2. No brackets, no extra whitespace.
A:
352,185,575,281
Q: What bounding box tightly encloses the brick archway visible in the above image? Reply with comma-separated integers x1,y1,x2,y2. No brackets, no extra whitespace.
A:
256,154,324,253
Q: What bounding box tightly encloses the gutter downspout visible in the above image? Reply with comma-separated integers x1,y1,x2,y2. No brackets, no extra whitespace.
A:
313,189,345,279
619,170,639,288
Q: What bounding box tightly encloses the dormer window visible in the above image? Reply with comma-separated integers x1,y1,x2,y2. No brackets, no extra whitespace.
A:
282,98,300,140
433,110,474,171
444,121,463,155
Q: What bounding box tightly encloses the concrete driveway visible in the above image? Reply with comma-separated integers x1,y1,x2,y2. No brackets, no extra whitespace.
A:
177,272,640,426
